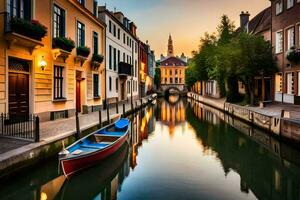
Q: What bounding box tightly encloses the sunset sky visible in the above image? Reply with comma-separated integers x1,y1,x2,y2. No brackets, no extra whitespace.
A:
98,0,270,58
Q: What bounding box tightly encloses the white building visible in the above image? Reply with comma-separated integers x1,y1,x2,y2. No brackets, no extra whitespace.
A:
98,7,139,104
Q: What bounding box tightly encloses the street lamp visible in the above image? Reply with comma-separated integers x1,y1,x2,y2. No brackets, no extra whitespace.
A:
40,56,47,71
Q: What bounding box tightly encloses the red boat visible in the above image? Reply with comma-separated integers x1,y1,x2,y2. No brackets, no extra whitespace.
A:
59,118,130,178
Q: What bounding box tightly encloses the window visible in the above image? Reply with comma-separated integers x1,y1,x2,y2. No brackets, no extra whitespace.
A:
170,70,172,75
78,0,85,6
54,66,64,99
287,0,294,9
170,78,173,84
275,31,283,53
287,27,295,50
127,36,129,46
93,74,99,97
123,53,125,62
93,1,97,16
127,81,131,94
117,50,120,67
123,33,126,44
109,77,112,91
109,46,112,70
53,5,65,38
77,21,85,46
175,69,178,75
109,20,112,33
276,1,283,15
8,0,32,20
116,78,119,92
275,73,282,92
287,73,294,95
117,29,120,40
164,78,167,83
179,78,182,83
113,48,117,71
113,24,116,37
175,77,178,84
93,32,98,55
135,60,137,77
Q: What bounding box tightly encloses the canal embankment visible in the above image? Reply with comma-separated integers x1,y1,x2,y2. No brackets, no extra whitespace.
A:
188,92,300,145
0,96,155,179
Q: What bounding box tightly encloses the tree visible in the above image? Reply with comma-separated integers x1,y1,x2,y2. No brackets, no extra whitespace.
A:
154,61,161,89
235,32,278,105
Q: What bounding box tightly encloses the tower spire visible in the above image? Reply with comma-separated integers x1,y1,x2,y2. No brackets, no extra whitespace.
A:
167,34,174,57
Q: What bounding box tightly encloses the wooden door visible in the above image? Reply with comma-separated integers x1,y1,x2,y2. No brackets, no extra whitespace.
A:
9,73,29,117
76,80,81,112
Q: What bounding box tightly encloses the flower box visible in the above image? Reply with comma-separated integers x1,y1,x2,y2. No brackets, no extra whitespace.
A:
287,48,300,64
76,46,90,58
10,18,47,41
53,37,75,52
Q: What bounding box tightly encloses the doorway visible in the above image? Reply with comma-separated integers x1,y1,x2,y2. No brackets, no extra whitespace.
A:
9,73,29,117
121,82,126,100
76,80,81,112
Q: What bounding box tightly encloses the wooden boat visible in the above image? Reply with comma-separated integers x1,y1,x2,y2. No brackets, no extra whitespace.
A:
59,118,130,178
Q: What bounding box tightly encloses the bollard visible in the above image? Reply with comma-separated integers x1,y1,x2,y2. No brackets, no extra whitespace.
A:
107,103,110,123
116,98,119,114
123,103,126,116
99,109,102,127
75,112,80,139
35,116,40,142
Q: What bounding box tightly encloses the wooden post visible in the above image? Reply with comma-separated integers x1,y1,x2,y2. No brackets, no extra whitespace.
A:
35,116,40,142
75,112,80,139
107,103,110,123
123,103,126,116
99,109,102,127
116,98,119,114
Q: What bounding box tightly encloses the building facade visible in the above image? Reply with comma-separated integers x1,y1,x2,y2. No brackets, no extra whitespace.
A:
159,35,187,92
239,8,273,102
139,41,148,97
0,0,106,121
98,7,139,103
271,0,300,104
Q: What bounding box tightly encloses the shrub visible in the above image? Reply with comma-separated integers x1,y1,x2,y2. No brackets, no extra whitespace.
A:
53,37,75,52
76,46,90,58
10,18,47,41
92,54,104,63
287,48,300,63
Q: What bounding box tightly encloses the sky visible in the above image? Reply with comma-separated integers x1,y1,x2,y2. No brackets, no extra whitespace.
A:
98,0,270,58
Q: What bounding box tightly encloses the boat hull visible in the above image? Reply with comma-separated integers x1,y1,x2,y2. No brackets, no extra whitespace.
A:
60,134,128,178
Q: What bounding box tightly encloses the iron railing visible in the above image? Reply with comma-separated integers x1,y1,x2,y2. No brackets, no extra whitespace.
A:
0,113,40,142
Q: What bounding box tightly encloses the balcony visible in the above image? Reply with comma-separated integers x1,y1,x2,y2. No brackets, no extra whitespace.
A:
4,13,46,54
118,62,132,78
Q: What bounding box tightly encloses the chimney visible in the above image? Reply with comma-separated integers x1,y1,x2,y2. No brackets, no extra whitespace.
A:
240,11,250,31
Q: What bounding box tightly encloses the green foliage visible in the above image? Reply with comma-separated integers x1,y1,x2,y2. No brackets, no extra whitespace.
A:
92,54,104,63
11,18,47,41
154,67,161,88
76,46,90,58
53,37,75,52
287,48,300,63
189,15,277,105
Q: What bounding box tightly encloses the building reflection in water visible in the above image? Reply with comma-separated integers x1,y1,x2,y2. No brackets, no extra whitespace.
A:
188,98,300,200
158,95,186,137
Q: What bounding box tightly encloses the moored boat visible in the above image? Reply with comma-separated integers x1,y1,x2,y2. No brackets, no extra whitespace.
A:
59,118,130,178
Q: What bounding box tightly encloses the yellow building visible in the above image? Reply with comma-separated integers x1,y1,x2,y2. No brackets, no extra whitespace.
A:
0,0,105,121
159,35,187,91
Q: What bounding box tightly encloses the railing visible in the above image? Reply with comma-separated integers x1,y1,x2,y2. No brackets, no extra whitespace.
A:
118,62,132,76
0,114,40,142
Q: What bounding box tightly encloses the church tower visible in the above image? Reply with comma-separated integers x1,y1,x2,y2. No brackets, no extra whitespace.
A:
167,34,174,57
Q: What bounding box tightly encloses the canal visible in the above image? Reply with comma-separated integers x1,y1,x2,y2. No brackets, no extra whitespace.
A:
1,97,300,200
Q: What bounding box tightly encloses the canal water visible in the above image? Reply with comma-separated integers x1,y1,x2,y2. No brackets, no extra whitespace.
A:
1,97,300,200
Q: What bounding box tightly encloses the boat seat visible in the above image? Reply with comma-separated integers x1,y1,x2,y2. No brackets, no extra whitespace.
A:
97,130,124,137
80,142,108,150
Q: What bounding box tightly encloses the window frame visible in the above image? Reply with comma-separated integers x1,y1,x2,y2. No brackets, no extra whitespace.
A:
275,31,283,54
53,4,66,38
276,1,283,15
77,21,85,47
93,73,100,98
287,0,294,9
53,65,65,100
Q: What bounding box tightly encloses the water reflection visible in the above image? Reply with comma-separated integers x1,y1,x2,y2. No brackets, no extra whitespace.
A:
1,98,300,200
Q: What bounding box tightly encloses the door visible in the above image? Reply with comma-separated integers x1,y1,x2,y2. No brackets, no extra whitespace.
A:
121,82,125,100
76,80,81,112
9,73,29,117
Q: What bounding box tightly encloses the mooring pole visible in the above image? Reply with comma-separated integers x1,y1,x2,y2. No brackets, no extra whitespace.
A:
75,112,80,139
